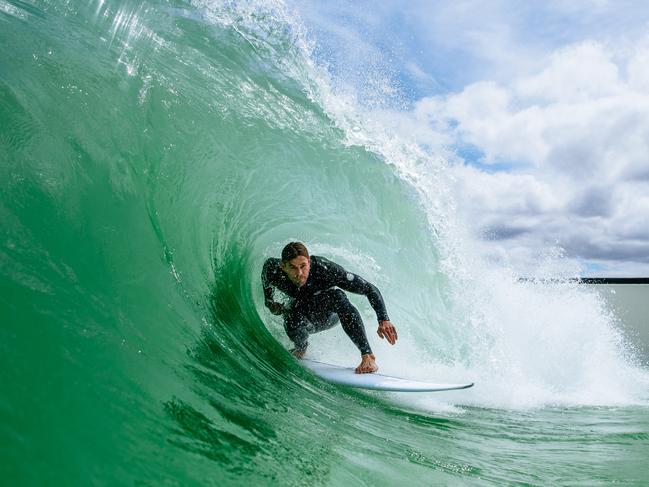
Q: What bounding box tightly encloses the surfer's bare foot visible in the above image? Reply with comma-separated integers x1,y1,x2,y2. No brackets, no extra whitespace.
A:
291,348,306,359
355,354,378,374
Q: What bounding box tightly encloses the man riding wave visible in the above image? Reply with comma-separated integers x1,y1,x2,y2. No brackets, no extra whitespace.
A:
262,242,397,373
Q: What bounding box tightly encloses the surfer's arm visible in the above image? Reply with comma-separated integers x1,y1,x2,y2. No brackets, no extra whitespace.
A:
261,259,283,314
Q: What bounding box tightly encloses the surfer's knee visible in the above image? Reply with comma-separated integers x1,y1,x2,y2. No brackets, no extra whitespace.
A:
329,288,352,310
284,312,305,334
331,290,361,321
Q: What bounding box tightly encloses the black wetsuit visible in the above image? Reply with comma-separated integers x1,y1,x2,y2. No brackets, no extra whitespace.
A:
261,255,390,355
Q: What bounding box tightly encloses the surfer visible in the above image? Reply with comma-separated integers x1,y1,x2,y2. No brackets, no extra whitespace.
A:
261,242,397,374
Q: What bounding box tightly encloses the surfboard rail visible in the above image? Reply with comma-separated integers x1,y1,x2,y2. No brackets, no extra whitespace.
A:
301,359,474,392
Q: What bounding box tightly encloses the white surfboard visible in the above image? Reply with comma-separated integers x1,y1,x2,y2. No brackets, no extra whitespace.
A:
301,359,474,392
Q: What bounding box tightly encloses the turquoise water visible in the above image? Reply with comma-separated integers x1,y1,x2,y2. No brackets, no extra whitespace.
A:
1,1,648,485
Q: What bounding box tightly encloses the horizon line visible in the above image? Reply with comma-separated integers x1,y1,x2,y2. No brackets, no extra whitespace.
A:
519,277,649,284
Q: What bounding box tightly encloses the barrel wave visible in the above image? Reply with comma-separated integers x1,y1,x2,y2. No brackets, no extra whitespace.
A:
2,1,648,485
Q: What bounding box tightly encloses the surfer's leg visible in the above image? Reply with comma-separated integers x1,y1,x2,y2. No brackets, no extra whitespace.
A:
308,311,339,332
322,289,373,355
283,307,309,354
300,293,338,333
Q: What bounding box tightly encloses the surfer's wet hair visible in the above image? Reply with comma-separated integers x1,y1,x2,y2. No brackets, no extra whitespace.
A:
281,242,309,263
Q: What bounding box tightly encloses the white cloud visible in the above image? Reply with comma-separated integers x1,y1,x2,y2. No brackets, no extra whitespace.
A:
516,42,623,102
398,39,649,274
451,165,564,216
628,43,649,89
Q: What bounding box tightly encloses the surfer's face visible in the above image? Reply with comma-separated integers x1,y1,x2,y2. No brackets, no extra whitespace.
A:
281,255,310,287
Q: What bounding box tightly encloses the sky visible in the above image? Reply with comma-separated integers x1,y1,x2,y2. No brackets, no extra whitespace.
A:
290,0,649,277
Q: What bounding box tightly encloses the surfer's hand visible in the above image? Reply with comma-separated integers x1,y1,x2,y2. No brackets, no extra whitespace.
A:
377,320,397,345
356,353,378,374
267,301,284,315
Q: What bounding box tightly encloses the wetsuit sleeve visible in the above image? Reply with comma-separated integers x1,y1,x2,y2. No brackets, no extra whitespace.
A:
326,260,390,323
261,259,277,307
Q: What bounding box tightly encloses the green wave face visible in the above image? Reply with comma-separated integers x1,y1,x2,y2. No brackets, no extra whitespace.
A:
1,1,648,485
